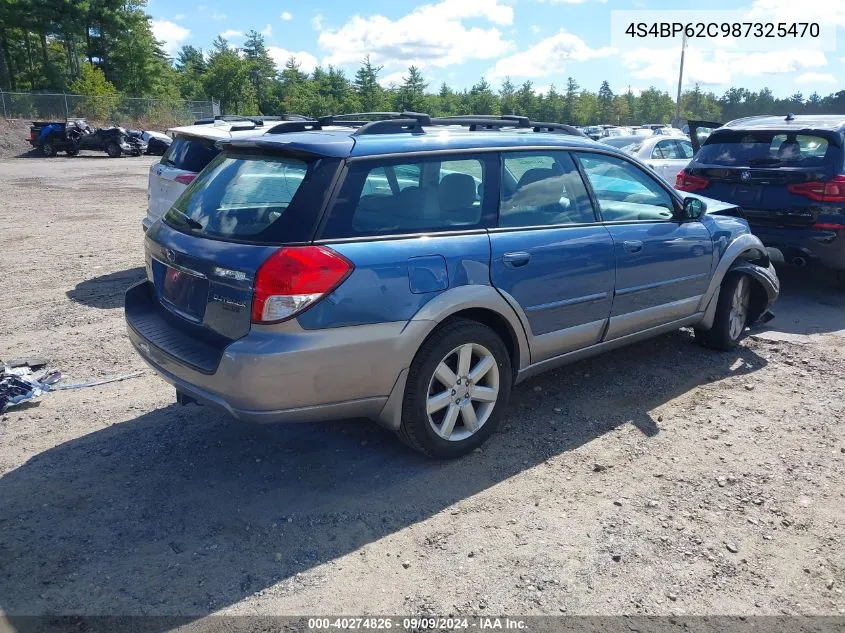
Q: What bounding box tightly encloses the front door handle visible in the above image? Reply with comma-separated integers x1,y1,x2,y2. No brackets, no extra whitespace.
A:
502,251,531,267
623,240,644,254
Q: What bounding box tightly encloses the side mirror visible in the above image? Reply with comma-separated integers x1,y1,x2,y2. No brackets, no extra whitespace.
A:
682,196,706,220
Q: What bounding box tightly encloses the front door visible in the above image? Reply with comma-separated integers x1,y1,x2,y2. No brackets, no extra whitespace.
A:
575,151,714,340
489,151,615,362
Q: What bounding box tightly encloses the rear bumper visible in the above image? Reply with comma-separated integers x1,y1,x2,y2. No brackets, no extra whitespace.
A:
125,281,426,423
751,225,845,271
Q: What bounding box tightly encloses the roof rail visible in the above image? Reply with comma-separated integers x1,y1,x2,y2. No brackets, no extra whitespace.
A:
530,121,587,137
431,115,531,130
265,120,321,134
350,111,432,135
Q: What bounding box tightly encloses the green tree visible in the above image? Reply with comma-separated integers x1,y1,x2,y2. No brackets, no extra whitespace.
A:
242,30,279,114
203,36,257,114
353,55,387,112
395,66,427,112
69,61,119,118
562,77,579,124
514,80,536,118
597,80,614,123
468,77,498,115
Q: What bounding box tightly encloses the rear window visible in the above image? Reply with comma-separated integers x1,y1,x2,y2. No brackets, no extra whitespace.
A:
164,153,327,243
697,131,837,167
161,135,220,172
321,155,494,239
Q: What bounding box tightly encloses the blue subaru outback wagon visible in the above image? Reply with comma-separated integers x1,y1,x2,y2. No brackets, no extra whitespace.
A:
126,113,779,458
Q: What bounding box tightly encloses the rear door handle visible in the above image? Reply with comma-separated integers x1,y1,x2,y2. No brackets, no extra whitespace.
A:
623,240,644,254
502,251,531,267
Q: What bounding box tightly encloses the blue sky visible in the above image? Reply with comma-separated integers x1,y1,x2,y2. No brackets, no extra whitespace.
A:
148,0,844,98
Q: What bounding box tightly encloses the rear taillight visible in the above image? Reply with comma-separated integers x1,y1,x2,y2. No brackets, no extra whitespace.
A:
175,173,197,185
788,176,845,202
676,170,710,192
251,246,353,324
812,222,845,231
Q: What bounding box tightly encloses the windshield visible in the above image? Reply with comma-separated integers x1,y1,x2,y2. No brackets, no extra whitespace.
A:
697,131,835,167
165,153,310,241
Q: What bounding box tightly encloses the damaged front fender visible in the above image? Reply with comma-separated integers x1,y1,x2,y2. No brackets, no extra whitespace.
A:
698,234,780,331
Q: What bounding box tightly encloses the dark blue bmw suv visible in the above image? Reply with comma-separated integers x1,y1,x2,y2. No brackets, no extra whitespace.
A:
678,115,845,273
126,113,778,458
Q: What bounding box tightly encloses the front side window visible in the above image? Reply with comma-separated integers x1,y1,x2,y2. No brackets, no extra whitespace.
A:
499,152,595,227
677,140,695,159
575,152,676,222
322,156,489,238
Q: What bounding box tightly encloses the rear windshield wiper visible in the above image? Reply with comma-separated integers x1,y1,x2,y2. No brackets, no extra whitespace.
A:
167,208,203,230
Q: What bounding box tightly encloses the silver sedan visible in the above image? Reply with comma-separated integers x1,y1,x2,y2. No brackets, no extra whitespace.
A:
602,135,695,183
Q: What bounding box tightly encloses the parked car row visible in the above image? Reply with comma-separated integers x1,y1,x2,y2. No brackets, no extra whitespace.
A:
28,118,172,158
129,112,779,459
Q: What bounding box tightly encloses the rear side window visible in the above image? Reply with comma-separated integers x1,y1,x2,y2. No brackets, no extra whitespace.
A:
676,140,694,159
164,153,329,243
697,131,836,167
161,136,220,172
499,152,595,227
651,140,682,160
322,155,492,238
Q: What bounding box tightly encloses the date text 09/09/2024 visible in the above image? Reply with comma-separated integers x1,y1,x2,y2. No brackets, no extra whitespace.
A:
625,22,820,39
307,617,528,630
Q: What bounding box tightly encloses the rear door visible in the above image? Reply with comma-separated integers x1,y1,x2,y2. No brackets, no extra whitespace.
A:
647,138,688,182
488,151,615,362
574,151,713,340
148,134,221,224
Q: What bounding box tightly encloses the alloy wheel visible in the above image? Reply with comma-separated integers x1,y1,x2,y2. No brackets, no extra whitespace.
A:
426,343,500,442
728,276,750,341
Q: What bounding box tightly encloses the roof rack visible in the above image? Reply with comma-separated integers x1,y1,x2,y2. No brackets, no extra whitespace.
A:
430,115,531,130
530,121,586,136
265,120,321,134
349,112,432,135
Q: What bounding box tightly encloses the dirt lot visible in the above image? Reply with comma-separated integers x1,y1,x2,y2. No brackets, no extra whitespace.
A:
0,155,844,625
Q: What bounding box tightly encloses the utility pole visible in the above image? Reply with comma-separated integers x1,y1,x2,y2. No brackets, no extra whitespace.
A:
674,34,687,128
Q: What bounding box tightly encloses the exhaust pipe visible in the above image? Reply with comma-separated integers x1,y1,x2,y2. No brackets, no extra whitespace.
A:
791,256,807,267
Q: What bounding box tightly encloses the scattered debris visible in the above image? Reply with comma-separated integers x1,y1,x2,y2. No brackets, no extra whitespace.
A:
0,357,142,412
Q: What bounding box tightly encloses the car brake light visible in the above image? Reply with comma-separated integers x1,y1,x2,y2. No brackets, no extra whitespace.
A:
175,173,197,185
676,170,710,192
812,222,845,231
787,176,845,202
251,246,353,324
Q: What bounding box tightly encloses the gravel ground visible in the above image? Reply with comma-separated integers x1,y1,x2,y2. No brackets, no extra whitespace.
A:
0,156,844,625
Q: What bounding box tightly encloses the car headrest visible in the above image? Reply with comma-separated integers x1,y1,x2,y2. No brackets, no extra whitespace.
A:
438,173,476,211
778,140,800,161
516,166,565,189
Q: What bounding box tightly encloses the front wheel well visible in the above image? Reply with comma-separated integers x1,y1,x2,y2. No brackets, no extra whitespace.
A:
438,308,521,377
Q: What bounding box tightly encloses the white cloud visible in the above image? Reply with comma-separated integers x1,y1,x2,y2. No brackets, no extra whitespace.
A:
312,14,324,30
486,30,614,79
268,46,319,74
261,24,272,37
151,19,190,56
199,5,227,20
622,47,828,86
748,0,845,28
533,83,552,95
280,11,293,21
378,71,406,88
317,0,514,70
529,25,542,34
220,29,243,39
795,72,837,85
174,14,185,20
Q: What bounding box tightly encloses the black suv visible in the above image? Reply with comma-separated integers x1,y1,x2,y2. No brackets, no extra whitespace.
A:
677,115,845,273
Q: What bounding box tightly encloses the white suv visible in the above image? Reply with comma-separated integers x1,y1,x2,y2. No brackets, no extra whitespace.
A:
143,117,281,232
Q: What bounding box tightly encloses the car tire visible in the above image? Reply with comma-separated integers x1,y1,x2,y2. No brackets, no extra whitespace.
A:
398,318,512,459
66,146,79,156
41,141,56,157
106,142,121,158
695,273,751,351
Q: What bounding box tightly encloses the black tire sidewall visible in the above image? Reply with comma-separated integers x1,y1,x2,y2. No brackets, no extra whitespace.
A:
41,141,55,157
709,273,748,350
106,142,121,158
402,321,512,458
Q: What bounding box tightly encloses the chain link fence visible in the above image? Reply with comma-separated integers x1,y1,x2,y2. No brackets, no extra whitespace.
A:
0,91,219,125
